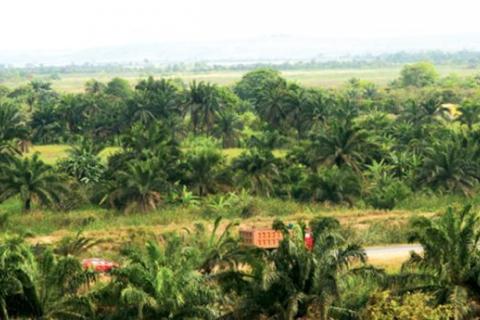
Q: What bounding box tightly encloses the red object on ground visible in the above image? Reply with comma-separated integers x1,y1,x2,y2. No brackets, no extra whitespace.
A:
82,258,118,273
304,229,314,250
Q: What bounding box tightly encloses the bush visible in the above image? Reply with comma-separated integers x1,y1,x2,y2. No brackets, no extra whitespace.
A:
337,274,381,319
364,161,411,210
362,291,453,320
296,166,362,205
365,178,411,210
58,151,105,184
53,183,90,211
399,62,438,87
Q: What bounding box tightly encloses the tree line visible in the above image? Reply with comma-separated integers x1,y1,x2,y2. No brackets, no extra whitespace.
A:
0,63,480,212
2,49,480,82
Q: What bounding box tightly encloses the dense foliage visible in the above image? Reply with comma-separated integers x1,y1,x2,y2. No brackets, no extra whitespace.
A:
2,63,480,318
1,207,480,319
2,63,480,211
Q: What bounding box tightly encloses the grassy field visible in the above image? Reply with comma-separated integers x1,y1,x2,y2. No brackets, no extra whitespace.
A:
3,65,479,92
0,190,450,271
24,145,122,164
0,194,430,270
24,144,286,164
0,194,430,243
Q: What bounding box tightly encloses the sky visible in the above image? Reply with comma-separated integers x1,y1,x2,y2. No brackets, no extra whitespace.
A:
1,0,479,51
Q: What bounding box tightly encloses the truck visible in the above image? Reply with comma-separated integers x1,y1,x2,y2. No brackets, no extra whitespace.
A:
240,226,314,250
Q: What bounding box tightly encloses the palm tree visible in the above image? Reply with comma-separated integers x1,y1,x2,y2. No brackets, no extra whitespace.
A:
214,110,242,148
0,237,41,320
256,78,289,129
306,89,332,129
129,93,157,125
31,103,62,144
109,238,218,319
0,237,95,320
134,77,180,121
417,138,479,195
0,154,68,211
223,218,366,320
247,130,283,150
401,93,445,126
231,149,280,197
309,119,376,172
193,217,241,274
56,94,87,135
30,80,52,93
121,122,176,154
102,158,168,212
402,205,480,317
185,144,225,196
36,249,96,319
458,99,480,129
0,100,28,161
58,139,105,185
300,166,361,205
284,86,312,140
85,80,106,95
54,231,104,257
27,80,58,110
185,81,220,135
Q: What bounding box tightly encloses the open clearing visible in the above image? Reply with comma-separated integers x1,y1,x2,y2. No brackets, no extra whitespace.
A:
20,209,429,268
24,144,286,164
3,65,478,92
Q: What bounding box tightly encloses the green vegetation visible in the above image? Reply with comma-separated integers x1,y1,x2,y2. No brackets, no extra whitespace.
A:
2,62,480,318
1,64,478,93
398,61,439,87
1,208,477,319
0,154,69,211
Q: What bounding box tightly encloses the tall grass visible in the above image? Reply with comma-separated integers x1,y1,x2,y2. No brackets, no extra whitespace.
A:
0,191,458,240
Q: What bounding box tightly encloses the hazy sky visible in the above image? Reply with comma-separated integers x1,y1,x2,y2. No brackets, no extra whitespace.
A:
1,0,479,51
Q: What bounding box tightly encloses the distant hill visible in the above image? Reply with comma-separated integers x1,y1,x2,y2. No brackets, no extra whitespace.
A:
1,33,480,66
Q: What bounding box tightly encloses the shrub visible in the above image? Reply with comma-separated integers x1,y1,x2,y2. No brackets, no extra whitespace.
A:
53,183,90,211
167,185,200,208
58,151,105,184
365,178,410,210
362,291,453,320
296,166,361,205
399,62,438,87
364,161,411,210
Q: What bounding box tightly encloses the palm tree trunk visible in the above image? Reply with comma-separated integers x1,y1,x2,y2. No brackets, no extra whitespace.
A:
319,303,327,320
137,303,144,320
24,197,32,212
0,299,9,320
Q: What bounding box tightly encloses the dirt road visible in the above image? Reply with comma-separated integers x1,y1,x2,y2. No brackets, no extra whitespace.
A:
365,244,423,269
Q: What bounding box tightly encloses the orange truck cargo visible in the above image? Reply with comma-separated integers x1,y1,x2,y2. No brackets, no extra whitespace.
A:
239,227,283,249
240,226,314,250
